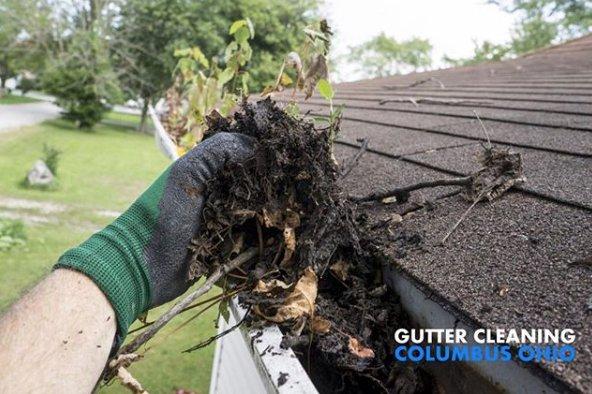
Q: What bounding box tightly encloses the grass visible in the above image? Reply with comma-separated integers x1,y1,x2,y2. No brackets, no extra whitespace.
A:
102,110,154,132
104,110,142,124
0,119,217,393
0,94,40,105
0,118,168,211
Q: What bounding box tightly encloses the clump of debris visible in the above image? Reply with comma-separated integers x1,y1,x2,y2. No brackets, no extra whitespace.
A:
188,98,428,391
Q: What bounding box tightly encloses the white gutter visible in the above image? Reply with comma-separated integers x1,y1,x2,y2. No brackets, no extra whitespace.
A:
149,104,179,161
383,265,565,394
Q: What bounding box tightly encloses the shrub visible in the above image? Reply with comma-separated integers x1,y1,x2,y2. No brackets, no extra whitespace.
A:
0,219,26,251
18,76,38,94
42,143,62,176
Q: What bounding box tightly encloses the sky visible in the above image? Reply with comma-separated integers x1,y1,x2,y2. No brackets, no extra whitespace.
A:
320,0,521,81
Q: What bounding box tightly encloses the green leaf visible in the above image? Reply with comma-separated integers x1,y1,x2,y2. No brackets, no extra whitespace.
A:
229,20,247,35
284,102,300,118
234,26,250,44
317,79,334,100
219,299,230,324
224,41,238,63
246,17,255,38
280,72,293,86
191,47,209,68
218,67,235,86
174,48,191,58
240,42,253,62
241,73,250,95
220,93,238,116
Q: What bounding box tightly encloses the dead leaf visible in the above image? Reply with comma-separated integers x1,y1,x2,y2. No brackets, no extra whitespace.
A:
282,227,296,265
312,315,331,333
381,196,397,204
347,336,375,359
230,233,244,256
330,260,349,281
465,148,526,202
284,52,303,76
284,209,301,228
303,54,328,99
254,279,292,293
497,284,510,297
389,213,403,224
255,267,318,324
109,354,147,394
109,353,143,370
116,366,148,394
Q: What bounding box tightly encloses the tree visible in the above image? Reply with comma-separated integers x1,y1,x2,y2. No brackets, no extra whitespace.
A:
491,0,592,35
347,33,432,78
113,0,192,132
510,11,559,53
442,40,512,67
0,9,21,90
445,0,591,66
114,0,319,132
42,30,121,128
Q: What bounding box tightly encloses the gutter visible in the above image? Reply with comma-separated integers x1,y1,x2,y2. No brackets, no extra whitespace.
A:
383,264,571,394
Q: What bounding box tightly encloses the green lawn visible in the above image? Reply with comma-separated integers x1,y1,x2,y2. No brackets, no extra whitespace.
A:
0,120,217,393
104,110,142,124
0,94,40,105
103,110,153,131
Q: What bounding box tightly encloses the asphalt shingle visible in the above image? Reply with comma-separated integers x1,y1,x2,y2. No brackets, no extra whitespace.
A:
324,34,592,391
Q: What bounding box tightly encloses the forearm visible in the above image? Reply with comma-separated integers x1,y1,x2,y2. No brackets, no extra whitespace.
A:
0,269,116,393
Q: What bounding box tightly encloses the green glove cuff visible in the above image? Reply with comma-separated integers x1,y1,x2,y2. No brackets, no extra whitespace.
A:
55,167,171,339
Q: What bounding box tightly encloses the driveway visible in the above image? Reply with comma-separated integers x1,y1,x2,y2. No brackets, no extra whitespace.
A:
0,101,61,133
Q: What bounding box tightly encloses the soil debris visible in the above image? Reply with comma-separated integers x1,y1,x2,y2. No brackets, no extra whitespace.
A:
278,371,289,387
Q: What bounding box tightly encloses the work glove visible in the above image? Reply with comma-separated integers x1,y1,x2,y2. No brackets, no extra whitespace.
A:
55,132,255,339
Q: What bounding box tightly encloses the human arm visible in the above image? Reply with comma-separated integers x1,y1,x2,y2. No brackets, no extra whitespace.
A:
0,269,116,393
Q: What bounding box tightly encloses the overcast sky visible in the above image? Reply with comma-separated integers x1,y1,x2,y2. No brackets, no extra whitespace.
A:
320,0,521,81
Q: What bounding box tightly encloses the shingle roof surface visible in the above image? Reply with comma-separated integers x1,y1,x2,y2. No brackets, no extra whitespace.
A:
279,34,592,392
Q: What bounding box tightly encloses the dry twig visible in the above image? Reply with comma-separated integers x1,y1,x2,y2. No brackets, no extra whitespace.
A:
473,110,492,149
340,139,369,178
352,176,472,203
379,97,490,107
384,77,445,90
440,196,480,244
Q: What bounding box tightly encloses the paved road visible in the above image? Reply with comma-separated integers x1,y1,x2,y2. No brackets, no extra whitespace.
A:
0,102,61,133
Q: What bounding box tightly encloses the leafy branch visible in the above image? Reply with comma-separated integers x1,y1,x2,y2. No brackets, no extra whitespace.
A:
166,18,255,154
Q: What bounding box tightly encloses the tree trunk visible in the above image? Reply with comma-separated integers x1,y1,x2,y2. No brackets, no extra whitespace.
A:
138,97,150,134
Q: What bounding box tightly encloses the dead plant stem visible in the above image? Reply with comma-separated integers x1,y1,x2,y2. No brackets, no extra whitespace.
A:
352,176,472,203
340,138,369,178
116,247,258,357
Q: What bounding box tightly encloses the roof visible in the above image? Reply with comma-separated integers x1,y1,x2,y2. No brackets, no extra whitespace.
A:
278,34,592,391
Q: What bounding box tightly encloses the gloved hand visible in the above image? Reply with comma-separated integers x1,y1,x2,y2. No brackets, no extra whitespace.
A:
55,132,254,339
